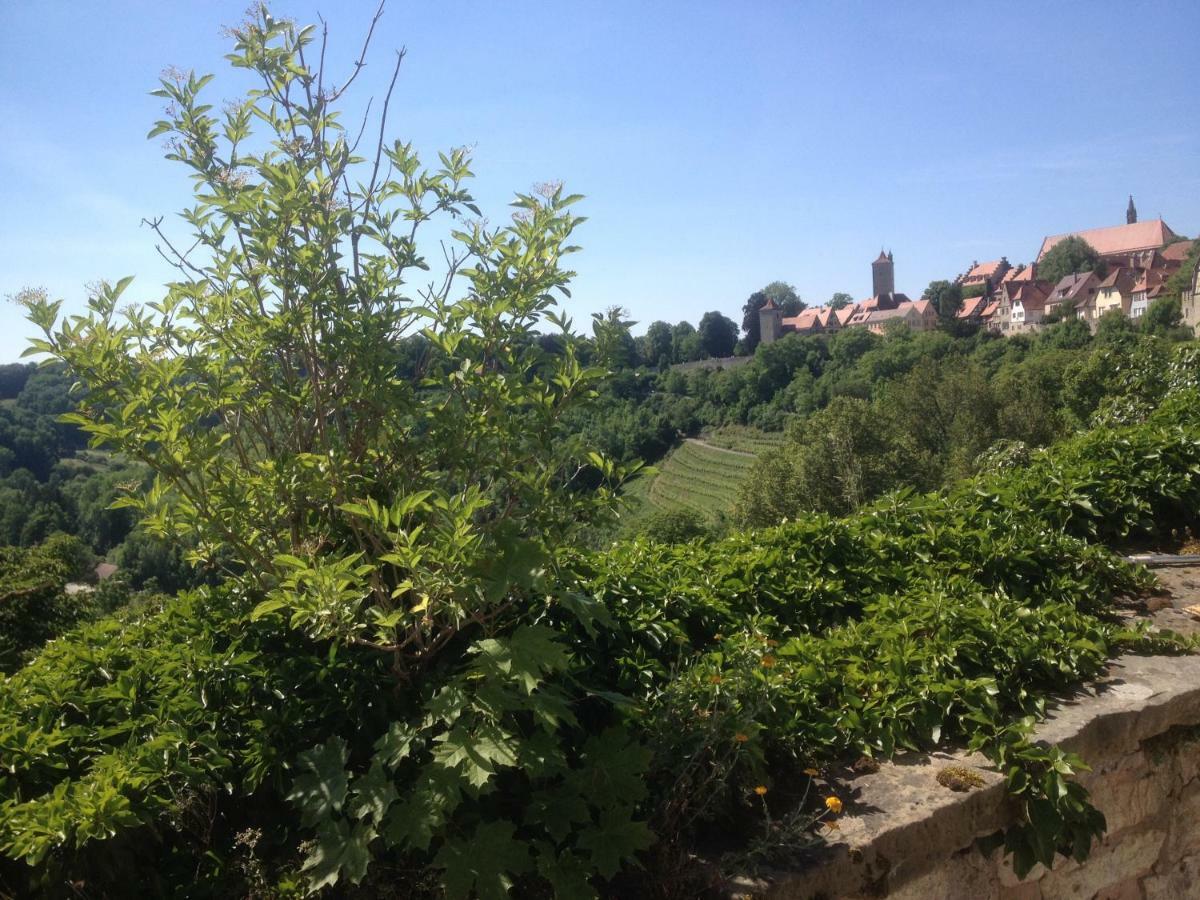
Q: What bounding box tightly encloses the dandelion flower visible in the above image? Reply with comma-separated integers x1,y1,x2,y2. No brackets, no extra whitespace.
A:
754,785,768,796
803,767,820,777
825,796,843,814
734,732,749,743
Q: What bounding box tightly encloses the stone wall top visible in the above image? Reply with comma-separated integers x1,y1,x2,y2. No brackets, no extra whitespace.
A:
731,563,1200,900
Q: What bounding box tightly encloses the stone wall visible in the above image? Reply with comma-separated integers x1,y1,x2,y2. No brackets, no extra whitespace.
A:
735,565,1200,900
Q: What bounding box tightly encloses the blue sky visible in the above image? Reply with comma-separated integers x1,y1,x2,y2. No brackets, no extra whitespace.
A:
2,1,1198,363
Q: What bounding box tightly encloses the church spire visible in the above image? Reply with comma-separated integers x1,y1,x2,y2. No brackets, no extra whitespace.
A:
1127,194,1137,225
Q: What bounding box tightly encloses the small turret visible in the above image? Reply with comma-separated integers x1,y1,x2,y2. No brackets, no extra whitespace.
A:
1127,195,1137,225
758,297,782,345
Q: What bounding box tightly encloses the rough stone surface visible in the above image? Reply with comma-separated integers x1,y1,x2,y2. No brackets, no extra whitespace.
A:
741,564,1200,900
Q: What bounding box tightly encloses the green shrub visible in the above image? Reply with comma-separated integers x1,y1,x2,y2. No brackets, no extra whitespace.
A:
0,535,95,673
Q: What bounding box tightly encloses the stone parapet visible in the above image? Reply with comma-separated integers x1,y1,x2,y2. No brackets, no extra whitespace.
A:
734,565,1200,900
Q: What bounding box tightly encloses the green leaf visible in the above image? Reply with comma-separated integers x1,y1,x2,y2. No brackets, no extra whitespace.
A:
301,818,375,892
434,821,532,900
348,761,398,827
286,737,349,827
576,805,653,879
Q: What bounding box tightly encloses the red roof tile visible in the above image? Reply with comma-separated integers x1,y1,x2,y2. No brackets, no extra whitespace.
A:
1162,240,1196,263
1037,219,1177,261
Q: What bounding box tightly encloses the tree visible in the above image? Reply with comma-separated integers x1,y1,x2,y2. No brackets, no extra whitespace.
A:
1094,309,1138,347
1038,236,1105,285
922,280,963,319
671,321,703,363
1141,295,1184,336
22,8,647,893
698,310,739,358
740,281,803,350
640,320,674,369
828,292,854,311
1164,240,1200,299
591,306,638,370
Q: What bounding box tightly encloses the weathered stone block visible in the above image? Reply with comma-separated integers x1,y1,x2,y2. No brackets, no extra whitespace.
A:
1036,827,1164,899
1142,851,1200,900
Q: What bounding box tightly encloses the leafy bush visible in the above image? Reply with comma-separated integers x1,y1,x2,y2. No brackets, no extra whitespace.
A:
0,534,94,673
0,589,390,896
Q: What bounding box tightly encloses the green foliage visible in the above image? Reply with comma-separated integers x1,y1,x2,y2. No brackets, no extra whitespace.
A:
1140,294,1185,337
640,321,675,369
741,282,803,351
923,279,962,318
630,507,713,543
0,534,94,672
591,306,639,370
645,439,756,521
1163,239,1199,300
1038,236,1104,285
18,6,648,895
4,361,1200,892
698,311,739,358
0,588,392,895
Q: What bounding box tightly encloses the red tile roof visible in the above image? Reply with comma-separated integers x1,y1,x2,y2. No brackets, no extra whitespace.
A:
1002,264,1035,283
1162,239,1196,263
1037,219,1177,261
956,296,990,318
963,259,1006,282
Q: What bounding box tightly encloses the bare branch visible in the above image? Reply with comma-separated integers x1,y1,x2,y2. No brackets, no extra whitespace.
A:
327,0,387,102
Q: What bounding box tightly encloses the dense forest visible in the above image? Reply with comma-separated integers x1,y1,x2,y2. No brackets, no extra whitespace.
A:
2,7,1200,899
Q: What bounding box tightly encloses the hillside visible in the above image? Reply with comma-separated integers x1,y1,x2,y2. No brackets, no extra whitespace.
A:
630,426,783,523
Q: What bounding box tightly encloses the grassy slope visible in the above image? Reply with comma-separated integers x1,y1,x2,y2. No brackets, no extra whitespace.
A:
620,427,783,525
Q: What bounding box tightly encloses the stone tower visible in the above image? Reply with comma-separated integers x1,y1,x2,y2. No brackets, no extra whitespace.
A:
1127,195,1137,225
872,250,895,297
758,297,783,345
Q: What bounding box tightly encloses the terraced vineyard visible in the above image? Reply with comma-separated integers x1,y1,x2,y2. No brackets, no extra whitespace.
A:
645,438,759,519
699,425,785,455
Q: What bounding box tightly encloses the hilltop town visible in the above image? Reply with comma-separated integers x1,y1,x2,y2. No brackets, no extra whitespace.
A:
759,197,1199,343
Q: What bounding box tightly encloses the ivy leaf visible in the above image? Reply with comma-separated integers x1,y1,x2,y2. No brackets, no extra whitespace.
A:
434,821,532,900
286,737,349,827
576,805,653,879
301,818,375,892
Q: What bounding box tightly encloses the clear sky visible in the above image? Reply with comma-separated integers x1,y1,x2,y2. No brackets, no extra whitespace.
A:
2,1,1198,363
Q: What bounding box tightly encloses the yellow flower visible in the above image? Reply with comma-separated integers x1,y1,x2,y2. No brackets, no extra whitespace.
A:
803,767,820,777
825,796,843,814
754,785,768,796
760,655,777,668
734,732,749,743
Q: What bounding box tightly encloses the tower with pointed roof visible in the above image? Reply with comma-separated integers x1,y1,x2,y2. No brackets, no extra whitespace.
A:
757,297,782,345
872,249,895,297
1127,195,1137,225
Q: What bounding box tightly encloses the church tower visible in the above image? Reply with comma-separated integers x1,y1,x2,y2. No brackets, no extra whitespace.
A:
872,250,895,297
1127,195,1137,225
